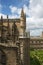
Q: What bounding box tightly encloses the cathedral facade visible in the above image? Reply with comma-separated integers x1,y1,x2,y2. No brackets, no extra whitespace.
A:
0,9,30,65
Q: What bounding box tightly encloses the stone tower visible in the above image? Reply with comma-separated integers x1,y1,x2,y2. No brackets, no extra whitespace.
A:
19,8,30,65
19,8,26,37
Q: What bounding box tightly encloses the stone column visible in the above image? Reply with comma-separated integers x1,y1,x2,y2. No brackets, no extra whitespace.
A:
19,37,30,65
1,16,3,43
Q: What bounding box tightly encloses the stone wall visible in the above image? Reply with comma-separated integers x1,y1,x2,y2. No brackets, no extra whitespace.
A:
0,46,18,65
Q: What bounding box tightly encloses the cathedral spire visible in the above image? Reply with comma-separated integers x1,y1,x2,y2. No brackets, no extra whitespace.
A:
21,8,24,17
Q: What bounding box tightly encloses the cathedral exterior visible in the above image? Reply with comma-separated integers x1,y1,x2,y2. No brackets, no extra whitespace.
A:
0,7,43,65
0,9,30,65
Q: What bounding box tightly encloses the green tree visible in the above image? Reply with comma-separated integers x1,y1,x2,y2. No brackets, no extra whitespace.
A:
30,56,40,65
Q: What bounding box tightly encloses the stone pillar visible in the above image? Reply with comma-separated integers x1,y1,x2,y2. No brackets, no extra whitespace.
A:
7,15,10,40
16,41,21,65
1,16,3,43
23,38,30,65
19,37,30,65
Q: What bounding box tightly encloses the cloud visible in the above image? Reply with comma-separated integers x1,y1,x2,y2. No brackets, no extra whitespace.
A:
26,0,43,36
0,5,21,19
26,17,43,36
9,4,29,18
29,0,43,18
0,4,6,19
0,13,6,19
0,13,20,19
26,17,43,29
9,14,19,19
17,0,29,7
30,29,42,36
9,5,21,15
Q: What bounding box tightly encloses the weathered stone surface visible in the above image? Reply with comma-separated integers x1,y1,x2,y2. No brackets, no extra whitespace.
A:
0,46,18,65
0,9,30,65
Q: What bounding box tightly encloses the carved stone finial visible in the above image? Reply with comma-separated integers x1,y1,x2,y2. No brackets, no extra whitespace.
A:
7,15,8,19
1,16,3,19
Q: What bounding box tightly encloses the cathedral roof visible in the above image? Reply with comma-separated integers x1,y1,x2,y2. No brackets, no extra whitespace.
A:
0,19,20,23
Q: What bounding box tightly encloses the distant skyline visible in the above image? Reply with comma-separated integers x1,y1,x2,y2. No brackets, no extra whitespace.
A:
0,0,43,36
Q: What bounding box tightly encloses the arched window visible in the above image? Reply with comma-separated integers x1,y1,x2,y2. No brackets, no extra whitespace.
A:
0,49,6,65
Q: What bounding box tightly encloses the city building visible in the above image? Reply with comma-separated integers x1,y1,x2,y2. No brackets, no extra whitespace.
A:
30,32,43,49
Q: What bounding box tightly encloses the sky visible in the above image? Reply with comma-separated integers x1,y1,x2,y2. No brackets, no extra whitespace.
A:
0,0,43,36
